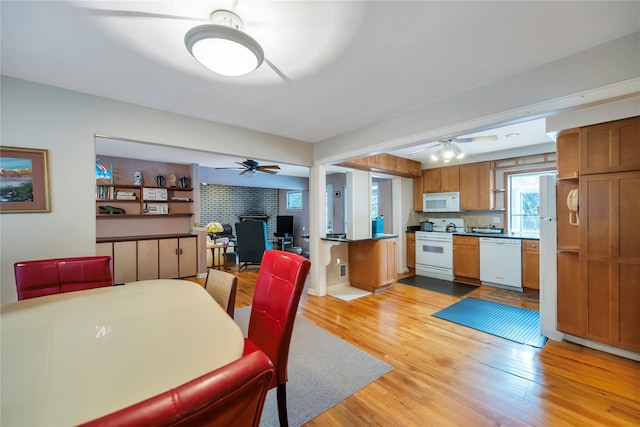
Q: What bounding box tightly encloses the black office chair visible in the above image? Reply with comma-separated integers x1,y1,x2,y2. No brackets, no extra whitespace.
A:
235,219,273,270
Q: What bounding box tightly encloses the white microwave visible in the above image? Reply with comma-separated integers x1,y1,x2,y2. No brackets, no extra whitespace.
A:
423,192,460,212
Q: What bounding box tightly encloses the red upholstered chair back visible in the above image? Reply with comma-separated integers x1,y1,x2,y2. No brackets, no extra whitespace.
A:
14,256,114,300
80,349,275,427
247,250,311,387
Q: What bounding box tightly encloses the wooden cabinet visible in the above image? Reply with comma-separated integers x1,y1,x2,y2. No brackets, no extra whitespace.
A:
580,116,640,175
521,240,540,289
421,166,460,193
413,174,423,211
98,235,198,284
137,239,159,281
340,155,421,178
579,171,640,352
422,169,441,193
453,235,480,285
406,232,415,268
348,238,398,292
459,162,493,210
159,236,198,279
113,241,138,284
556,129,579,179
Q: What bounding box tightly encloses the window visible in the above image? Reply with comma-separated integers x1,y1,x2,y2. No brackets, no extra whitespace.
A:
508,171,555,235
286,191,303,210
371,181,379,218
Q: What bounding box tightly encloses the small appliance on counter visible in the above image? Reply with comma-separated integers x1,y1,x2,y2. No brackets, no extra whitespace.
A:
372,216,384,235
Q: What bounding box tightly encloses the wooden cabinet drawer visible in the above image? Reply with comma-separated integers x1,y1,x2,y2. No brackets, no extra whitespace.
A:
522,240,539,251
453,235,479,246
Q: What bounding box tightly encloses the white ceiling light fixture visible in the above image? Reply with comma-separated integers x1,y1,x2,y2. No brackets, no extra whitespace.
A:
431,141,464,163
185,10,264,77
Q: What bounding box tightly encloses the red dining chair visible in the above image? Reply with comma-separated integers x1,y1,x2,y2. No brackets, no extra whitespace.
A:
79,348,275,427
14,256,114,300
242,250,311,427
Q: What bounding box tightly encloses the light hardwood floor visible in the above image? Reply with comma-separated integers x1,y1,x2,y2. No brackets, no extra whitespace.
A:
189,267,640,426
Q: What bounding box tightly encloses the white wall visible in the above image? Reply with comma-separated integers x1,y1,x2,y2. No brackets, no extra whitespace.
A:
0,76,313,304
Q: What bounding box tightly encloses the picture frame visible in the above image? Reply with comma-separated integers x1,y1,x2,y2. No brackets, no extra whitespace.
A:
0,146,51,213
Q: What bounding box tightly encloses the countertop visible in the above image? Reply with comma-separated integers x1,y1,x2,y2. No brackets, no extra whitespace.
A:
406,229,539,240
321,233,399,243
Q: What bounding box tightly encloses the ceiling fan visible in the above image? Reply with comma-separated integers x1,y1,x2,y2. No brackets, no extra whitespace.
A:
216,159,281,176
413,134,499,162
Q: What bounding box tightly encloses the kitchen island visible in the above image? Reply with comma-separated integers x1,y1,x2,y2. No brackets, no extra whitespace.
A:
322,234,399,292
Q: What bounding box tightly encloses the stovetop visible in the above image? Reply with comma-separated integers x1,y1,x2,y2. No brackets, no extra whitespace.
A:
423,218,465,233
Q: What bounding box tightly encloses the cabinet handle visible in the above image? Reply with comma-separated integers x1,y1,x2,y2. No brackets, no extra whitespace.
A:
179,248,183,255
175,249,178,255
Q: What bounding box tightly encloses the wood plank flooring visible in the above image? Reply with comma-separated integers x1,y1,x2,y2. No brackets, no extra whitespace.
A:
188,267,640,426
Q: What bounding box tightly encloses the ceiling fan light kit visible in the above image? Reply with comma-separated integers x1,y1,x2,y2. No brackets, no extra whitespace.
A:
431,141,465,163
185,10,264,77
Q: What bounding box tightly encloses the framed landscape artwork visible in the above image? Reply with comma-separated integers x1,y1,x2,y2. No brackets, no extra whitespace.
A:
0,146,51,213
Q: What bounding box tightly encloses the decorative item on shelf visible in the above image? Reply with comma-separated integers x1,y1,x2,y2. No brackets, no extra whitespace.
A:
133,171,143,186
98,205,125,214
168,172,177,187
155,174,166,187
95,158,113,185
180,176,190,188
206,221,224,239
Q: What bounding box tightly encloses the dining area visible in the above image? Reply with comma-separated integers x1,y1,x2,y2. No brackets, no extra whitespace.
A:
2,251,311,426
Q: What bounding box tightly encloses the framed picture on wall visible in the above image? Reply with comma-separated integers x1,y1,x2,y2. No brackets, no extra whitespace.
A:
0,146,51,213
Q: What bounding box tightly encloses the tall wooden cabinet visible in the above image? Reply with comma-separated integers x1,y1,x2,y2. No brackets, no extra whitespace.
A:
556,116,640,353
580,171,640,351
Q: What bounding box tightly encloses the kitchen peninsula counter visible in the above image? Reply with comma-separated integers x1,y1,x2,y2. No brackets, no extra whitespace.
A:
321,233,399,243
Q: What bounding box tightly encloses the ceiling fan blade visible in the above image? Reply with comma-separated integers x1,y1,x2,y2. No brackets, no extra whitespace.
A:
264,59,292,83
257,165,281,170
456,135,498,143
75,7,207,22
258,168,278,175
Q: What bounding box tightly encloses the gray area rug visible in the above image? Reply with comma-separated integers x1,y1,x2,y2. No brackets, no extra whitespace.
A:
235,307,392,427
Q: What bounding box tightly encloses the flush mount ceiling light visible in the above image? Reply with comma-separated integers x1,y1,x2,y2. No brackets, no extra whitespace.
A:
431,141,464,163
185,10,264,77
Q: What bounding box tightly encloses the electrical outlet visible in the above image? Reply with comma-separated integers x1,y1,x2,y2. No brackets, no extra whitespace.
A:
493,216,501,224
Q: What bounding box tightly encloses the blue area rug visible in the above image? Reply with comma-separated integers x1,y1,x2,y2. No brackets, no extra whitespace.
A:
432,297,547,348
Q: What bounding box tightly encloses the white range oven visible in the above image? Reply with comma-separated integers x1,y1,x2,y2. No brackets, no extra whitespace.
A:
415,218,464,281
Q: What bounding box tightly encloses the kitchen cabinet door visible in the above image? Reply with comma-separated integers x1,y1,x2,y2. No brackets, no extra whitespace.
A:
440,166,460,192
159,237,197,279
380,238,398,286
521,240,539,289
453,235,480,284
159,238,180,279
556,129,579,179
137,239,159,281
580,170,640,352
113,241,137,284
422,169,441,193
406,233,415,268
178,236,198,277
580,116,640,175
459,162,492,210
413,174,423,211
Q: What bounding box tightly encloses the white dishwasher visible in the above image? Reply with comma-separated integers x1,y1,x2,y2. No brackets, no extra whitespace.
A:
479,237,523,291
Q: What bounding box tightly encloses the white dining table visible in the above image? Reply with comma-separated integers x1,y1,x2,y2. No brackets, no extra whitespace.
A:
0,279,245,426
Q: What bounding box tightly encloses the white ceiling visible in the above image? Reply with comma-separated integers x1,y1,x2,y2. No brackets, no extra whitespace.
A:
3,1,639,176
